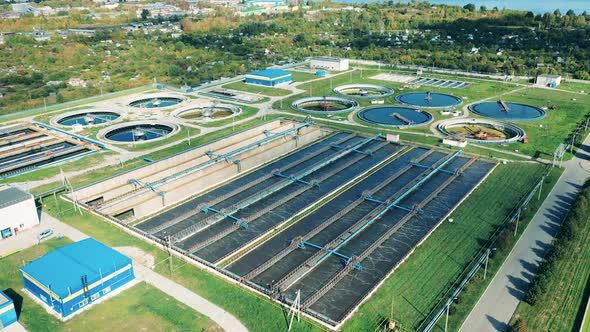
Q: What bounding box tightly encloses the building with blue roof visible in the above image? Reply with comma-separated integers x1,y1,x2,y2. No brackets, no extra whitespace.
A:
244,69,292,87
20,238,135,320
0,290,17,329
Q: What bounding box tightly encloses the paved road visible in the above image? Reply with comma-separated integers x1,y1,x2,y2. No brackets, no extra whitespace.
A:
459,135,590,332
0,213,248,332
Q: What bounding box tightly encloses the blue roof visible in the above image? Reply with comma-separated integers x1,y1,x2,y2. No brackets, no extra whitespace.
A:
21,238,132,299
247,68,291,79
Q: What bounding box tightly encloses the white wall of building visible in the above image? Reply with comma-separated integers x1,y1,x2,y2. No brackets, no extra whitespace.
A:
0,198,39,239
310,57,349,71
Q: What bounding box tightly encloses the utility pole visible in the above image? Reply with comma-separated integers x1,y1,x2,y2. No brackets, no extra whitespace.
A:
484,248,490,280
444,299,450,332
514,208,521,237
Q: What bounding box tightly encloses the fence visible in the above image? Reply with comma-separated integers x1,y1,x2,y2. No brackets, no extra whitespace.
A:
418,165,550,332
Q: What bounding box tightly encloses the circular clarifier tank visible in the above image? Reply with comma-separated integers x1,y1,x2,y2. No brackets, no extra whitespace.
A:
174,104,241,121
468,101,546,121
54,111,121,127
128,96,183,108
358,106,433,128
334,84,394,99
438,118,526,144
395,92,462,108
292,96,360,115
101,122,179,144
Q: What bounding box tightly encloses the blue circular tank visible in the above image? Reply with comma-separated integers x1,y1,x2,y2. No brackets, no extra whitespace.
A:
396,92,462,108
469,101,546,121
358,106,433,128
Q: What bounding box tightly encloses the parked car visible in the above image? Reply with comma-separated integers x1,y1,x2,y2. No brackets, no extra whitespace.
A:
38,229,53,240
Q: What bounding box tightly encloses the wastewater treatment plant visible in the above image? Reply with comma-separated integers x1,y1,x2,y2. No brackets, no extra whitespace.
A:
3,61,588,332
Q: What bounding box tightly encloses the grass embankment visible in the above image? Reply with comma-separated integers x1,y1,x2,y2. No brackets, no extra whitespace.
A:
510,180,590,332
341,163,560,331
222,81,292,97
0,238,218,331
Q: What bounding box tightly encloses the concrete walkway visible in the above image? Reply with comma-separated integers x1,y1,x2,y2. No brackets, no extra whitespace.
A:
459,134,590,331
0,213,248,332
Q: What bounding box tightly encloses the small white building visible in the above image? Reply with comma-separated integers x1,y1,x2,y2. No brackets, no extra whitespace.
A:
310,57,349,71
0,186,39,240
536,74,562,88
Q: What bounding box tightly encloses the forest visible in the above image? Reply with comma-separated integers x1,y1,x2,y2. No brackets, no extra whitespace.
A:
0,1,589,114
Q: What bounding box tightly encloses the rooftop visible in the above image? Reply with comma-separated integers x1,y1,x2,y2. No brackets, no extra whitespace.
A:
21,238,132,299
246,68,291,79
538,74,561,78
0,186,33,209
310,56,346,62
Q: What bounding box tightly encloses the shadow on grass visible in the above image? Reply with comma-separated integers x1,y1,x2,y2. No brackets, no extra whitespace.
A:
3,288,23,318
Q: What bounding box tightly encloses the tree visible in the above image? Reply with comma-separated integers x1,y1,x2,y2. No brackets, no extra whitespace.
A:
480,6,487,12
168,65,181,77
463,4,476,12
56,93,64,103
141,9,150,21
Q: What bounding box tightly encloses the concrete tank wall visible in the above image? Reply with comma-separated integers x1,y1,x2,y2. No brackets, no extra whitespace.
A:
103,126,324,220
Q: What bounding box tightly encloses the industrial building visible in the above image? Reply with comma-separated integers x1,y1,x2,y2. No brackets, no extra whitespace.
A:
21,238,135,320
310,57,349,71
0,186,39,240
0,290,17,329
244,69,292,86
536,74,562,88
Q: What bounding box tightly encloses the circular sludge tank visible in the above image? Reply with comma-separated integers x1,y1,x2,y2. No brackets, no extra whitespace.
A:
438,118,526,144
468,101,546,121
53,110,120,127
100,121,180,144
173,104,241,121
128,96,184,108
292,96,360,115
358,106,433,128
334,84,394,99
396,91,462,108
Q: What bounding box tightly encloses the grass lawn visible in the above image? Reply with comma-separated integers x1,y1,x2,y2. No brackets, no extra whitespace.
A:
222,81,292,97
0,238,218,331
488,87,590,160
341,162,556,331
583,303,590,332
510,188,590,332
558,81,590,94
290,71,319,83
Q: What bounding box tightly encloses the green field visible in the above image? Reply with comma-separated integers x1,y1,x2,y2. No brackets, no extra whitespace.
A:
222,81,292,96
0,238,218,331
558,81,590,94
290,71,319,82
511,183,590,332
